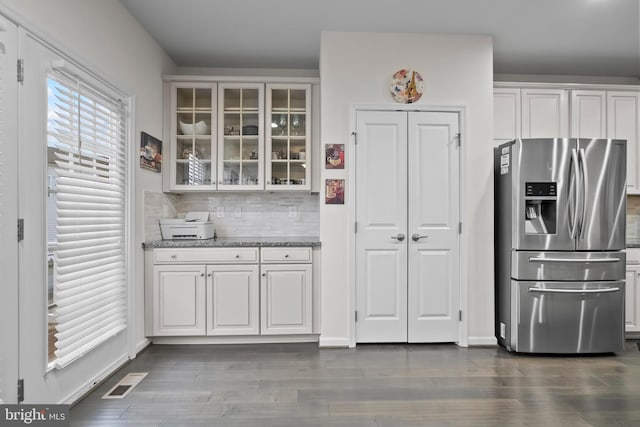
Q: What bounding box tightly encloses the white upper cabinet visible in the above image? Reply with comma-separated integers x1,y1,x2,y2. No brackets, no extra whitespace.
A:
493,88,520,145
521,88,569,138
607,91,640,194
166,82,218,191
164,77,315,192
265,84,311,191
494,84,639,194
217,83,265,190
570,90,607,138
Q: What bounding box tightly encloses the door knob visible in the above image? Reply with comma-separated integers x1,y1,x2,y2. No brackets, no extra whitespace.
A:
391,233,405,242
412,234,428,242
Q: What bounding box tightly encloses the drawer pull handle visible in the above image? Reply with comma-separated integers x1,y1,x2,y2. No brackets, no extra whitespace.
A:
529,257,620,263
170,254,177,259
529,287,620,294
285,254,289,258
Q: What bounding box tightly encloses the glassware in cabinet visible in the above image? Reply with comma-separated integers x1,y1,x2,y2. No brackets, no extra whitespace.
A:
217,83,264,190
266,84,311,190
169,83,217,189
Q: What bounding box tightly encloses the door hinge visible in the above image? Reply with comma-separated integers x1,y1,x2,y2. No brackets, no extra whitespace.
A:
459,310,462,322
352,131,357,144
457,133,461,147
17,59,24,83
17,378,24,402
355,311,358,322
17,218,24,242
354,221,358,234
458,222,462,234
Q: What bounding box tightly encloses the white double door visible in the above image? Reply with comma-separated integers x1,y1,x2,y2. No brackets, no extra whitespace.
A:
355,110,460,343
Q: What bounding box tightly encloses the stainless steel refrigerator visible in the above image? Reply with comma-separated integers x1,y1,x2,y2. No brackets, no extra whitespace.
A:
494,138,626,353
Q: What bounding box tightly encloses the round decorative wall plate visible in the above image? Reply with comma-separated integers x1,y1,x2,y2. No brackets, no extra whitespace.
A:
389,69,424,104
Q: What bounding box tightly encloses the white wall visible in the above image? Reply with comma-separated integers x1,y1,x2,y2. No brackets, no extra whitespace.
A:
319,32,494,346
0,0,174,402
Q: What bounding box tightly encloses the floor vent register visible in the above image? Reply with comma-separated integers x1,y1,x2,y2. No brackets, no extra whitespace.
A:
102,372,148,399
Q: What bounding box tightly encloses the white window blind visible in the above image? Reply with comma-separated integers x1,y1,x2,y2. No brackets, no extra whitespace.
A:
47,69,128,369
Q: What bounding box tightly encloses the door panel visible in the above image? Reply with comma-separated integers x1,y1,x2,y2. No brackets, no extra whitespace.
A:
576,138,626,251
260,264,312,335
153,265,206,336
522,89,569,138
207,265,259,335
355,111,408,342
570,90,606,138
408,112,460,342
514,138,574,251
0,15,18,404
607,92,639,192
355,110,460,343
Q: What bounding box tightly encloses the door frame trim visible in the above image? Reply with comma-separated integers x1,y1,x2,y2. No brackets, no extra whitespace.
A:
348,104,468,348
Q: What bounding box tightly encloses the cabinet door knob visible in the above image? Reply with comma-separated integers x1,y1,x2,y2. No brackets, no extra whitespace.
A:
200,273,205,277
284,254,289,258
170,254,177,259
235,254,240,259
262,273,266,277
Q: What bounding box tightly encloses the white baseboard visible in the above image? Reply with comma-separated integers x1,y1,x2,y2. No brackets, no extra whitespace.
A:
135,338,151,355
152,334,319,345
318,336,350,348
467,336,497,346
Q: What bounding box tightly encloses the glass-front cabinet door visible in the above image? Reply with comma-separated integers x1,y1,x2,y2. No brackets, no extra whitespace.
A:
170,82,217,190
217,83,264,190
266,84,311,191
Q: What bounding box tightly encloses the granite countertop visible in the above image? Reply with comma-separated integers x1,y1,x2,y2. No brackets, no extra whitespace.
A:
143,236,321,249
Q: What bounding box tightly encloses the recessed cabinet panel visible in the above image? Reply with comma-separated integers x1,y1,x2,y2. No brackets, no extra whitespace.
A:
207,265,260,335
152,265,206,336
493,88,521,144
522,88,569,138
570,90,606,138
260,264,312,334
607,92,640,194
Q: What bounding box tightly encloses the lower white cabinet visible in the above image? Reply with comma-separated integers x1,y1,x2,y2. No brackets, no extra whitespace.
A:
207,264,260,336
261,264,312,334
626,249,640,335
152,264,206,336
148,246,313,338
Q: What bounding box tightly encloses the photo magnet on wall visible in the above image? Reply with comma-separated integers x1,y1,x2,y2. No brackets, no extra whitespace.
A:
140,132,162,173
325,144,344,169
325,179,345,205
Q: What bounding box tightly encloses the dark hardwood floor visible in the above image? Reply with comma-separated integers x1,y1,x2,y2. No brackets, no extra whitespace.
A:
70,341,640,426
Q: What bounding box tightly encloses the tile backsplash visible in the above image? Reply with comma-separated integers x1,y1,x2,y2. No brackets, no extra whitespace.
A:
144,191,320,240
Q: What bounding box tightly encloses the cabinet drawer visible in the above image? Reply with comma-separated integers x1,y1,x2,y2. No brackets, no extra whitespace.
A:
261,247,311,263
627,249,640,265
155,248,258,264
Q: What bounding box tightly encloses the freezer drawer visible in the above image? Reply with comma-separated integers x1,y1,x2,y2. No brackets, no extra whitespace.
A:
512,280,625,353
512,250,625,281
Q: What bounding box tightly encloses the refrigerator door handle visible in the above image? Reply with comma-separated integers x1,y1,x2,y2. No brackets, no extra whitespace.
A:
528,287,620,294
578,148,588,239
568,148,580,240
528,256,621,263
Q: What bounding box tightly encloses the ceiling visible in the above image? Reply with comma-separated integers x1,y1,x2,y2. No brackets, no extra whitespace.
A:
119,0,639,78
